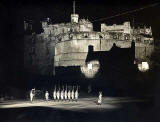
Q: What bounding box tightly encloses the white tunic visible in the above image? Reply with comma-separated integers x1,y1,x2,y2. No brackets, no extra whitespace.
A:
61,91,64,100
53,91,56,100
71,90,74,100
45,92,49,101
75,90,78,100
98,94,102,104
30,91,34,102
68,91,71,99
57,91,60,100
64,90,67,100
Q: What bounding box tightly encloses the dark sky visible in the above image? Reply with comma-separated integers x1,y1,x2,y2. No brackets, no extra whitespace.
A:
0,0,160,88
1,0,160,38
1,0,160,37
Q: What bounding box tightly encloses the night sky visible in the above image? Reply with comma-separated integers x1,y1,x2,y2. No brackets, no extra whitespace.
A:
0,0,160,89
1,0,160,39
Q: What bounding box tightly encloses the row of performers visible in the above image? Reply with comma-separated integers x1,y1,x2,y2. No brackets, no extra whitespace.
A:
30,85,79,102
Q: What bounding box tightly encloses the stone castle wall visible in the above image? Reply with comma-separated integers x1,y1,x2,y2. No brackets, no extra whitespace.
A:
24,33,55,75
24,16,154,75
101,22,131,34
55,38,154,67
24,32,154,75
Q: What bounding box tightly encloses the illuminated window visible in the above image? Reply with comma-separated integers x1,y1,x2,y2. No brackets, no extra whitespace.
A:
88,63,92,70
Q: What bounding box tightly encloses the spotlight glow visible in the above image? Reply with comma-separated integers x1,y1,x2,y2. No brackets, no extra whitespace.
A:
80,60,100,78
138,62,149,72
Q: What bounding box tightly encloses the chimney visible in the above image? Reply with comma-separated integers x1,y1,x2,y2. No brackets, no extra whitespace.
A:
88,45,94,52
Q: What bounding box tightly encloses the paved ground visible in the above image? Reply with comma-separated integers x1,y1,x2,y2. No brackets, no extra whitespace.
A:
0,97,156,122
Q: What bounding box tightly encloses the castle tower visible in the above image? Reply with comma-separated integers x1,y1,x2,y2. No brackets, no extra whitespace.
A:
71,1,79,23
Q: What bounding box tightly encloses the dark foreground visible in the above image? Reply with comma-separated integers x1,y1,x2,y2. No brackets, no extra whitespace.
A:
0,97,159,122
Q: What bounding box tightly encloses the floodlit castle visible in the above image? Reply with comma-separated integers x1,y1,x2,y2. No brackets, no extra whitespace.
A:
24,2,154,77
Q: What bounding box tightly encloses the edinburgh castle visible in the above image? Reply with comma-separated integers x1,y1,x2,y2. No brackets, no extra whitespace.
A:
24,5,154,78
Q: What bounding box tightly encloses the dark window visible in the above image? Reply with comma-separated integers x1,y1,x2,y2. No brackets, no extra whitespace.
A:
59,37,62,41
99,35,103,38
137,37,141,42
69,34,73,39
62,28,64,33
113,34,117,39
144,40,148,43
85,35,88,38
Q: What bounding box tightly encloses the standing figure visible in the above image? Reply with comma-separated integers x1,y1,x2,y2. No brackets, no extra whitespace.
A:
68,89,71,101
45,91,49,101
30,89,34,102
97,91,102,105
64,84,67,100
32,88,36,95
61,86,64,101
75,86,79,102
57,88,60,101
71,86,75,101
53,86,57,101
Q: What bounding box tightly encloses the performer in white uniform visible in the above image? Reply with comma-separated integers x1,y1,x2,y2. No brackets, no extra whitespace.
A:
57,89,60,101
71,86,74,101
61,88,64,101
68,89,71,101
97,92,102,105
53,87,56,101
75,86,79,102
45,91,49,101
30,89,34,102
64,85,67,100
